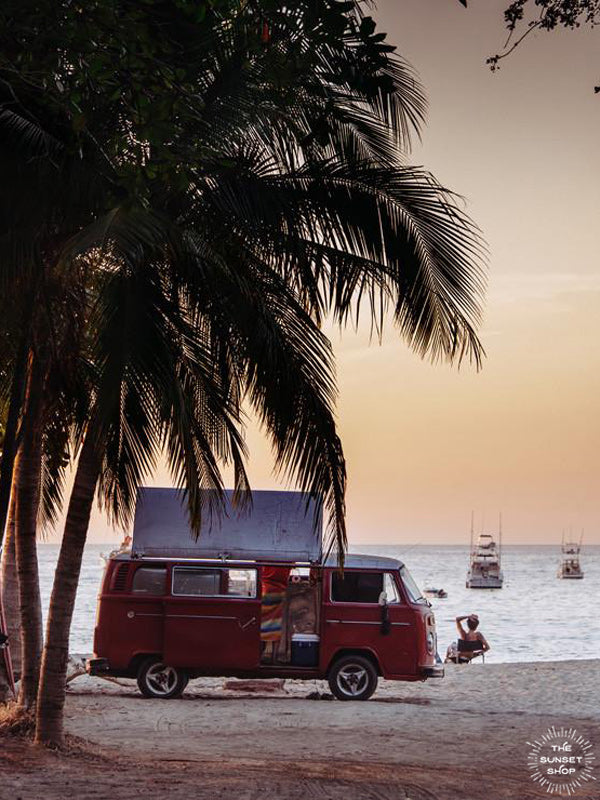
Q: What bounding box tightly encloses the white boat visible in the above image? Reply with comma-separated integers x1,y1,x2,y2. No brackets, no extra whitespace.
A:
557,532,584,579
466,516,504,589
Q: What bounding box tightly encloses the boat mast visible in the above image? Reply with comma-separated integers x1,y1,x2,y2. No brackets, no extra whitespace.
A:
498,512,502,568
470,511,474,558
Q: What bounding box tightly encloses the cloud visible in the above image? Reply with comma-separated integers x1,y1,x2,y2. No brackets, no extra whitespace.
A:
488,272,600,306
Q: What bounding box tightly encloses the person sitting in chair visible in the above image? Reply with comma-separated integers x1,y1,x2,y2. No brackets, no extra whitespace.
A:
445,614,490,663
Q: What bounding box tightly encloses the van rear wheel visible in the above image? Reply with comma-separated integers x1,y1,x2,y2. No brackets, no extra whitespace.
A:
328,655,378,701
137,657,187,699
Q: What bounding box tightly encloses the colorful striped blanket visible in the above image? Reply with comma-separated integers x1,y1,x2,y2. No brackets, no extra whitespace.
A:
260,592,285,642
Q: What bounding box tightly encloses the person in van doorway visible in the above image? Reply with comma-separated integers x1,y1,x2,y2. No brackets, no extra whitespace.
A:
445,614,490,663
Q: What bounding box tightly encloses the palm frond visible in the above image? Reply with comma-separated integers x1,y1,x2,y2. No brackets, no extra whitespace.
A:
182,154,486,366
178,233,347,552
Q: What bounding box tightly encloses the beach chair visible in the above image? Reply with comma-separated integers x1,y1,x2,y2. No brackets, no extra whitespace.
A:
456,638,485,664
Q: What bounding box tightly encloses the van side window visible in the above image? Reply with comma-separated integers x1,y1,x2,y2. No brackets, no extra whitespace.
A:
384,572,401,603
131,566,167,595
172,567,257,598
331,571,383,603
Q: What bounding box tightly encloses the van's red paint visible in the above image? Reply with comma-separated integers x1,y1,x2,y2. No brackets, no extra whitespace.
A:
320,569,419,679
91,555,442,688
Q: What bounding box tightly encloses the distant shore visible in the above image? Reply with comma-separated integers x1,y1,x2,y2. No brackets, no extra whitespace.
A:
2,659,598,799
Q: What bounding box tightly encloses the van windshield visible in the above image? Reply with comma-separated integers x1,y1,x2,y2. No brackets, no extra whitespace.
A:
399,566,426,604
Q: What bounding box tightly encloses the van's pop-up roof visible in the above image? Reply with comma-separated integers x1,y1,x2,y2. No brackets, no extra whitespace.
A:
131,487,322,562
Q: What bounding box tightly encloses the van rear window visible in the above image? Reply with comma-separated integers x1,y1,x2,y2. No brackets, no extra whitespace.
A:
331,571,383,603
132,567,167,595
172,567,257,598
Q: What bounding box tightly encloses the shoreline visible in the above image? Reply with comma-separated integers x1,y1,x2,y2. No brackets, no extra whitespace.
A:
66,653,600,668
2,658,598,799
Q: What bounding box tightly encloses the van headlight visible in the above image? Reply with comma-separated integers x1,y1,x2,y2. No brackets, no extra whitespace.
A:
427,631,435,654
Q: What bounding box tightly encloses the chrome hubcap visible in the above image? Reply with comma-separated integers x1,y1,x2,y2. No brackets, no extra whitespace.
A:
336,664,368,697
146,663,178,695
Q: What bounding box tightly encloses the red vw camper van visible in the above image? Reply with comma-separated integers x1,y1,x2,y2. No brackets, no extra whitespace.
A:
88,489,443,700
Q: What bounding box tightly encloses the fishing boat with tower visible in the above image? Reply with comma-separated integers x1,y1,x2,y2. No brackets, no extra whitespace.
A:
557,531,584,579
466,515,504,589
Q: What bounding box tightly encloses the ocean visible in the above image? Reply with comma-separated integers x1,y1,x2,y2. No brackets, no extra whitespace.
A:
37,542,599,664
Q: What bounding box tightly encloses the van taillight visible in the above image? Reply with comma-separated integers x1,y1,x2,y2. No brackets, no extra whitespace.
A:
111,563,129,591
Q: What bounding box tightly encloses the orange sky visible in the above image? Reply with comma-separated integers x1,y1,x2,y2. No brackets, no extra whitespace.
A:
78,1,600,545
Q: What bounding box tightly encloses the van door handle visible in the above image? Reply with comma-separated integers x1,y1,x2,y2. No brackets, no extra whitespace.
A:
240,616,257,630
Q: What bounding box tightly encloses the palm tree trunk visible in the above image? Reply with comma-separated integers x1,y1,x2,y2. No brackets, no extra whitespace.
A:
0,495,21,700
35,430,99,746
0,320,32,547
14,351,45,709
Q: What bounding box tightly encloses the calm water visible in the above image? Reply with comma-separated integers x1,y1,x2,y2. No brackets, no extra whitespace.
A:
38,543,599,664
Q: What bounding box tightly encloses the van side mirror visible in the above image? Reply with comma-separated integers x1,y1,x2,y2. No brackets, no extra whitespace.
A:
379,592,391,636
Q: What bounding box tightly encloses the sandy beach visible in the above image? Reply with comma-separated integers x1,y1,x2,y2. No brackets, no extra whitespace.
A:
1,659,598,800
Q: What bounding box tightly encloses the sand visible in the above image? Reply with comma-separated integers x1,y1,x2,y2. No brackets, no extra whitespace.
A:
1,659,598,800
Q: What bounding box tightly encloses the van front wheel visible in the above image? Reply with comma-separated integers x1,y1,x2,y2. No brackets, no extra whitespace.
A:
137,657,187,699
328,655,378,701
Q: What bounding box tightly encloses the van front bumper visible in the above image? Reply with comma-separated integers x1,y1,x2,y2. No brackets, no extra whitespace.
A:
421,663,444,678
86,657,110,675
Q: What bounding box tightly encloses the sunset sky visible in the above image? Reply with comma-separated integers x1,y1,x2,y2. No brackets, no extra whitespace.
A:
83,0,599,545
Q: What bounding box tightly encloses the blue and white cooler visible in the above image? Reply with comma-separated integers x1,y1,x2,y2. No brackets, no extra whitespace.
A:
290,633,320,667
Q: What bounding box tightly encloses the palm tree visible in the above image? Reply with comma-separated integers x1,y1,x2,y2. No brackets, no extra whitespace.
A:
0,0,485,743
35,148,484,744
2,283,86,707
0,36,115,706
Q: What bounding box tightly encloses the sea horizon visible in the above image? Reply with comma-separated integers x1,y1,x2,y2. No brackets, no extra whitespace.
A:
37,541,600,548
